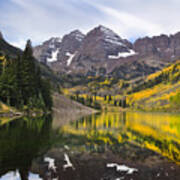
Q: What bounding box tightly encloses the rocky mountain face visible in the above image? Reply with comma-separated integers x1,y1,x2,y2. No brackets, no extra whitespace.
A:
50,30,85,72
33,30,85,68
74,25,133,61
34,26,137,76
134,33,180,61
33,37,62,64
68,26,136,75
33,25,180,79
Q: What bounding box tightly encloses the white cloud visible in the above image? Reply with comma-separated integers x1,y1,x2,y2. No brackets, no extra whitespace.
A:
1,0,180,48
95,5,163,39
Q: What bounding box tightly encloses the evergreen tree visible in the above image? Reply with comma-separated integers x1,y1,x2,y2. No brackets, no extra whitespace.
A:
0,57,19,106
39,79,52,110
21,40,37,104
0,40,52,111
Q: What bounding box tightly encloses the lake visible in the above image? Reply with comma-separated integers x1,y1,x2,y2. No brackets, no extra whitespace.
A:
0,112,180,180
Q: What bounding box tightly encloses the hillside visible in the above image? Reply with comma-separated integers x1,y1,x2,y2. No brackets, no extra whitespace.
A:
61,60,180,112
127,61,180,111
0,33,22,58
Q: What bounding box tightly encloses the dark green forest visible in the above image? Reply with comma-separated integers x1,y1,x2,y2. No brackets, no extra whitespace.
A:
0,40,52,110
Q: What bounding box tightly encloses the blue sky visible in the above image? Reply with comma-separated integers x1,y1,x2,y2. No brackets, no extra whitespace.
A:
0,0,180,49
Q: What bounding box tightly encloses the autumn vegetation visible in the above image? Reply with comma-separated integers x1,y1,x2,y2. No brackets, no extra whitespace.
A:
62,61,180,112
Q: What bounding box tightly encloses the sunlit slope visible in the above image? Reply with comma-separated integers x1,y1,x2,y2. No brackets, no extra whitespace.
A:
128,61,180,111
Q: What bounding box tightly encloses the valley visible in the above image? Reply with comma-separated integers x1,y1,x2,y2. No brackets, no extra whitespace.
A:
1,25,180,115
1,1,180,179
0,23,180,180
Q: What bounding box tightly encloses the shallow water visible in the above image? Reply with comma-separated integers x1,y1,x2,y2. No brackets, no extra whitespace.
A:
0,112,180,179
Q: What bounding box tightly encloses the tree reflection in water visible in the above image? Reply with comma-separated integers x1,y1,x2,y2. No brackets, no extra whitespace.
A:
0,115,52,179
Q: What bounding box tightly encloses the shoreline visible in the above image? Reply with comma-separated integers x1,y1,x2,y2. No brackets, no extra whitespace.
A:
52,93,98,127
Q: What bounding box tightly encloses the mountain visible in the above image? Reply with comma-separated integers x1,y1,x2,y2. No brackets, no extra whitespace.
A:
0,31,22,57
68,25,135,75
74,25,133,61
33,25,137,75
50,30,85,72
34,25,180,80
134,32,180,61
33,30,85,71
33,37,62,64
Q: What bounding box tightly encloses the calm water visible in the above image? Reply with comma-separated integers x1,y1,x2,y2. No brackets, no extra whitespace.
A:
0,112,180,179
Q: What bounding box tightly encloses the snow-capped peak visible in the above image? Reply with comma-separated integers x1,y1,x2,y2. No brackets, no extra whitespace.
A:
98,25,119,37
69,30,85,42
48,37,62,49
97,25,125,47
51,37,62,43
98,25,115,34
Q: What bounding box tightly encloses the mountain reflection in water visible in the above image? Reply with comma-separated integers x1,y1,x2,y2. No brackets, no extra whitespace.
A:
0,112,180,180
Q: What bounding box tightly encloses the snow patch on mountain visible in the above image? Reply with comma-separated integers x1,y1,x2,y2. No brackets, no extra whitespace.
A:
74,32,84,42
49,44,55,49
69,30,85,42
75,34,84,41
108,50,137,59
99,25,125,46
48,38,62,49
52,37,62,43
105,38,123,46
47,49,59,62
99,25,115,35
56,37,62,43
66,52,76,66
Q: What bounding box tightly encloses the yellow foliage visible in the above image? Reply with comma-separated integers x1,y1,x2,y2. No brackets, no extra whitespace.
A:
0,55,6,67
127,60,180,111
0,102,10,112
147,60,180,81
61,112,180,164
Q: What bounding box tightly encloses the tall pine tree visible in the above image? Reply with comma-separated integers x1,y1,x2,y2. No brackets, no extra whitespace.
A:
0,40,52,110
21,40,37,105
